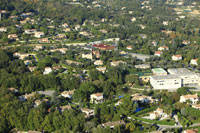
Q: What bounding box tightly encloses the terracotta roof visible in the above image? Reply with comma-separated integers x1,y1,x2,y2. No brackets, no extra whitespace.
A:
182,94,198,99
92,93,103,97
155,51,162,54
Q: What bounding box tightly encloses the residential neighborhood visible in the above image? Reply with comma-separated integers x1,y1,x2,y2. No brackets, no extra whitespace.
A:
1,0,200,132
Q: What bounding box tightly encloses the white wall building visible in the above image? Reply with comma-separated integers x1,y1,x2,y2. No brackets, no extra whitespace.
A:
190,59,198,65
172,54,182,61
150,75,182,90
90,93,104,104
168,68,200,87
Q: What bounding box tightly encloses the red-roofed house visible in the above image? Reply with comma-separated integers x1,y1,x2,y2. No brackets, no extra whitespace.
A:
154,51,162,56
190,59,198,65
90,93,104,104
172,54,182,61
93,44,115,51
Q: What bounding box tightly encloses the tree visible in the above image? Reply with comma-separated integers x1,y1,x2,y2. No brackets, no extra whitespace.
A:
177,87,191,95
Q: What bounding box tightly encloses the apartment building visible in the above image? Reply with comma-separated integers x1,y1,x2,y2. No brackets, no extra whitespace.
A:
150,75,182,90
168,68,199,87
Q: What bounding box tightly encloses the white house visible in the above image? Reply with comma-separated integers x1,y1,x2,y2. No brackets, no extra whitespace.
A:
190,59,198,65
96,66,106,73
34,32,45,38
192,104,200,110
135,64,150,69
150,75,182,90
154,51,162,56
43,67,52,75
180,94,199,104
0,27,7,32
81,108,94,118
110,61,125,66
149,108,169,120
172,54,182,61
126,45,133,50
158,46,169,51
90,93,104,104
94,60,103,65
24,29,37,34
132,93,156,103
61,90,74,98
82,53,93,60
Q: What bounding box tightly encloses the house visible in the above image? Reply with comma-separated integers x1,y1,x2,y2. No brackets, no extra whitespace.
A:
119,51,127,56
81,108,94,118
168,68,200,87
28,66,37,72
152,41,158,46
0,27,7,32
163,21,168,25
149,108,169,120
190,59,198,65
126,45,133,50
8,87,19,93
43,67,52,75
152,68,167,75
13,53,36,60
132,93,156,103
34,100,42,107
82,53,93,60
94,60,103,65
102,120,126,129
50,48,68,54
58,105,72,113
61,90,74,98
8,34,18,40
154,51,162,56
19,92,36,101
182,129,198,133
93,44,115,51
150,75,182,90
62,23,69,28
158,46,169,51
135,64,150,69
38,38,50,43
24,29,37,34
96,66,106,73
92,50,100,58
180,94,199,104
34,32,44,38
63,28,71,32
182,40,190,45
24,60,32,65
90,93,104,104
131,17,136,22
192,104,200,110
172,54,182,61
57,34,66,38
110,61,126,66
34,46,43,51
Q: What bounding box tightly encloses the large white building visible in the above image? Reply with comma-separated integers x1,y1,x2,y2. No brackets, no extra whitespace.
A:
150,68,200,90
168,68,199,87
150,75,182,90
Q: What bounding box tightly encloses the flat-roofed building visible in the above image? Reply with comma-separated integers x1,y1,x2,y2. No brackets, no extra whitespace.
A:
150,75,182,90
152,68,167,75
168,68,200,87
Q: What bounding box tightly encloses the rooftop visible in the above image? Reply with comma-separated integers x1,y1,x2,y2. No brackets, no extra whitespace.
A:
152,68,167,74
151,75,181,80
168,68,196,75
